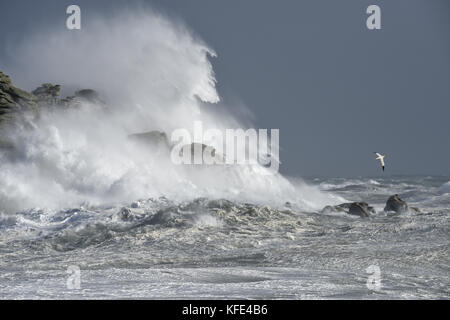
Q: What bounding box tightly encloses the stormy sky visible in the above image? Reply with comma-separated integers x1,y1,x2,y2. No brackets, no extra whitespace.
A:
0,0,449,177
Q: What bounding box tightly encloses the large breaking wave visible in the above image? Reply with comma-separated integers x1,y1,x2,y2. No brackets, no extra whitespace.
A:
0,9,342,214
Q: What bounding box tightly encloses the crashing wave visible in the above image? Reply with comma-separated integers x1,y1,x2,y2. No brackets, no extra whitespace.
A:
0,9,340,214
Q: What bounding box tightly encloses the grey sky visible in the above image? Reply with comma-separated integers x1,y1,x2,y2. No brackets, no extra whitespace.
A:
0,0,449,177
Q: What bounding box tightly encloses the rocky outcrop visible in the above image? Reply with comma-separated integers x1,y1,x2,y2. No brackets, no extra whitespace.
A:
1,70,105,152
1,70,103,123
75,89,101,103
321,193,417,218
348,202,374,217
32,83,62,107
410,207,421,213
320,203,351,214
181,142,216,156
128,131,170,151
321,202,374,218
127,134,226,165
321,195,418,217
3,69,101,109
116,207,132,221
0,71,38,127
0,71,39,148
177,142,225,164
384,194,408,213
32,84,101,108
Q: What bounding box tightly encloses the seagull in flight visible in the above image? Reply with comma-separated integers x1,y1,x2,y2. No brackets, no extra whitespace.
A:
374,152,386,171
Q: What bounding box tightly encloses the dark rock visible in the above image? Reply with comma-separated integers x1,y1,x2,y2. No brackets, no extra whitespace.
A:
1,70,106,152
177,142,225,164
321,202,374,217
147,208,182,226
117,207,132,221
320,205,347,214
181,142,215,156
75,89,101,103
320,202,353,214
32,83,61,106
128,131,170,151
1,71,38,147
348,202,374,217
31,84,102,108
131,201,141,209
207,199,235,211
336,203,353,211
384,194,408,213
59,96,77,108
0,71,38,121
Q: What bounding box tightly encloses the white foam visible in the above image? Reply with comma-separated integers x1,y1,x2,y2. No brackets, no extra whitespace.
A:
0,9,338,213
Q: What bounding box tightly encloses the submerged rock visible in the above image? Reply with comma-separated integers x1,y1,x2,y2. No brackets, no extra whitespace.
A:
410,207,421,213
116,207,132,221
321,202,374,218
348,202,374,218
147,208,184,227
320,203,349,214
384,194,408,213
131,201,141,209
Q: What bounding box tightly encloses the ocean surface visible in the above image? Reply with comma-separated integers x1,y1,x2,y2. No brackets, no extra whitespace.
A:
0,175,448,299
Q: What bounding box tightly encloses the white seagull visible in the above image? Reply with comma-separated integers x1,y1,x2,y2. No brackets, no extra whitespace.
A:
374,152,386,171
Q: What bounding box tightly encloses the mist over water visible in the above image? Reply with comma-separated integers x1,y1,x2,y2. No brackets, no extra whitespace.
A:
0,9,342,214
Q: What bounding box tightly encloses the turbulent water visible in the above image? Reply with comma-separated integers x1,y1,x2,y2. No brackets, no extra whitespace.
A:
0,9,448,299
0,176,449,299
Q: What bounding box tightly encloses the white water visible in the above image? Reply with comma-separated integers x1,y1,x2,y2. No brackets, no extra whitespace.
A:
0,9,342,214
1,8,448,300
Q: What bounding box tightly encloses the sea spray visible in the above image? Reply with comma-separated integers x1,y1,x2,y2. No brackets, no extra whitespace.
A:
0,9,339,213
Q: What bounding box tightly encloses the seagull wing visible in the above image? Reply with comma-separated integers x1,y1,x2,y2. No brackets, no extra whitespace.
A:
374,152,386,171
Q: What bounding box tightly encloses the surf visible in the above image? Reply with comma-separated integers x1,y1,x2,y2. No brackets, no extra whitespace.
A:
0,9,340,214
